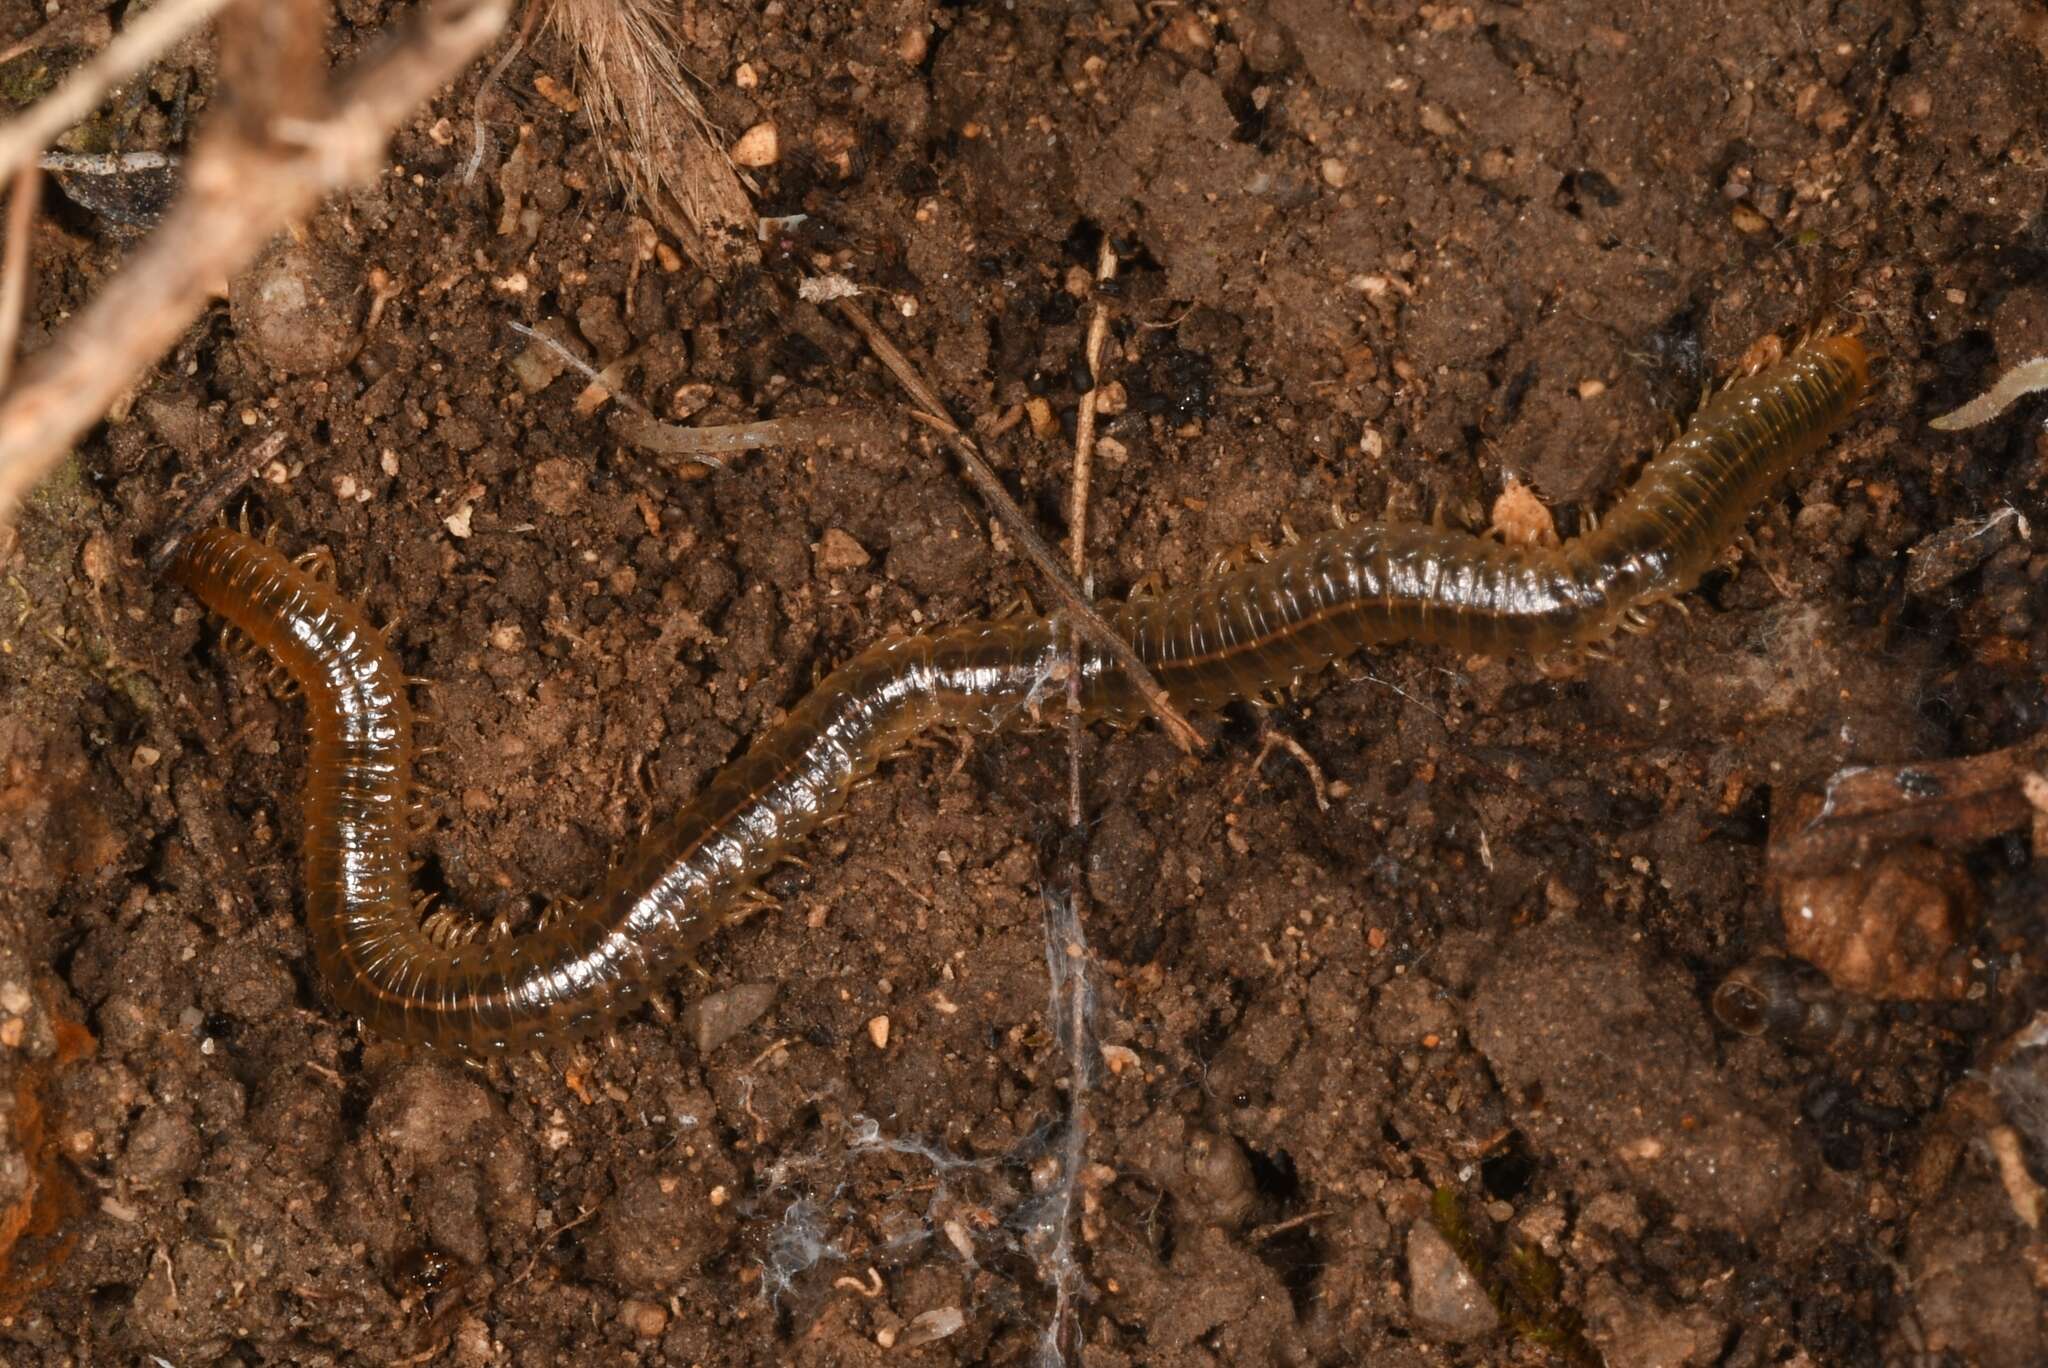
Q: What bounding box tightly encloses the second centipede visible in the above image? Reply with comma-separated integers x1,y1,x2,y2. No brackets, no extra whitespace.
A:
167,331,1876,1052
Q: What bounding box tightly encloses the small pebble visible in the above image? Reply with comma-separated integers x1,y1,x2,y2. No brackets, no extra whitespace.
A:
229,234,365,376
815,528,871,573
731,122,779,167
902,1306,966,1347
1406,1221,1500,1342
620,1298,669,1338
1730,203,1770,234
867,1014,891,1049
1025,395,1057,438
682,982,776,1055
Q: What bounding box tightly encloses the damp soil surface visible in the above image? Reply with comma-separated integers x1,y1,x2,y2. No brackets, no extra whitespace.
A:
5,1,2048,1364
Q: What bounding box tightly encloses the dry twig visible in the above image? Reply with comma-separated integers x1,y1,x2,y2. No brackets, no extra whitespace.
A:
1066,237,1119,825
1244,721,1333,812
0,166,36,394
611,409,884,467
833,296,1204,754
0,0,512,528
1769,731,2048,878
1030,890,1096,1368
145,428,289,574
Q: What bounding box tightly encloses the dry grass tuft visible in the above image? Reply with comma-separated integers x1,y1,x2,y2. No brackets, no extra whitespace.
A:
545,0,755,268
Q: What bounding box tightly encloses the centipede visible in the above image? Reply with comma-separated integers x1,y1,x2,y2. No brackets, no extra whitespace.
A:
167,331,1874,1054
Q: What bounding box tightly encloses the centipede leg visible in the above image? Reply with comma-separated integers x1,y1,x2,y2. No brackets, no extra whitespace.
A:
293,548,337,583
422,906,485,947
536,896,584,932
219,623,261,665
1734,531,1796,598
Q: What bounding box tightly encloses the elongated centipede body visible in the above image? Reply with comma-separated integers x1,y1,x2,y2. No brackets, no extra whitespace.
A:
169,333,1873,1052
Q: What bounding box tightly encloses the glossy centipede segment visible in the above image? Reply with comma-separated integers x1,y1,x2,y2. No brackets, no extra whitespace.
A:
169,332,1874,1053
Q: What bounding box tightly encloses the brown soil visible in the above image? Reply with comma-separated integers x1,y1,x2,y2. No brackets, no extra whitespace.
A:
4,1,2048,1364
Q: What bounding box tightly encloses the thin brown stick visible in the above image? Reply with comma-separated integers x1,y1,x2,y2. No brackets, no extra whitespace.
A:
0,0,233,177
1244,719,1332,812
1066,237,1119,826
0,165,37,395
1767,730,2048,878
611,409,881,463
0,0,512,528
834,296,1204,755
507,318,653,417
146,428,289,574
509,1202,601,1288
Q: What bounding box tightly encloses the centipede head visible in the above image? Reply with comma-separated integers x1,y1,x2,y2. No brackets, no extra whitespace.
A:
1810,333,1877,399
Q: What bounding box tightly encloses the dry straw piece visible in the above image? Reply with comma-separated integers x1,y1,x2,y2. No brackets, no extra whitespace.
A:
544,0,756,268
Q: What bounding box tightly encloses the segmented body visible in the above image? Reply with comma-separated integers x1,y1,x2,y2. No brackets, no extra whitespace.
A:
170,334,1873,1052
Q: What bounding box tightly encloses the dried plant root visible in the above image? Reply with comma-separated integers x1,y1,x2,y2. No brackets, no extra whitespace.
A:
543,0,755,269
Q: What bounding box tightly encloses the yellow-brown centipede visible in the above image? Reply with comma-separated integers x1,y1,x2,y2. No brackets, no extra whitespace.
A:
168,333,1874,1053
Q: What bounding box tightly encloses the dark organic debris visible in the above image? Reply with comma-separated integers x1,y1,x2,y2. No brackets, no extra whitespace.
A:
1427,1186,1599,1365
